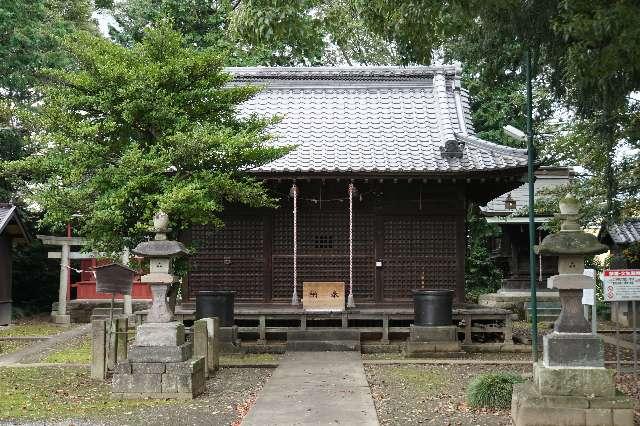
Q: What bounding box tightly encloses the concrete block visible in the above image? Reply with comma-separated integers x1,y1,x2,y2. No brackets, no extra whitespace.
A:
286,340,361,352
205,317,220,373
612,409,634,426
543,333,604,367
409,325,457,342
131,362,166,374
52,314,71,324
128,342,192,363
588,394,634,409
112,373,162,394
193,319,209,377
113,362,131,374
534,362,615,398
135,322,185,347
91,319,107,380
434,341,462,352
165,357,205,374
585,409,612,426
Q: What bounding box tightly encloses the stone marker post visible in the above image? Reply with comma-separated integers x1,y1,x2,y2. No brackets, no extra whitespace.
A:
206,317,220,374
511,194,634,426
112,212,205,399
91,319,107,380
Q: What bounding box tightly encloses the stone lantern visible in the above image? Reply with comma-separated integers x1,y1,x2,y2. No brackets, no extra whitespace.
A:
112,212,205,399
511,194,633,426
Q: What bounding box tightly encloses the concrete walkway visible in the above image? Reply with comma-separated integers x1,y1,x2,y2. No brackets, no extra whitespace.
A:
241,352,379,426
0,324,90,366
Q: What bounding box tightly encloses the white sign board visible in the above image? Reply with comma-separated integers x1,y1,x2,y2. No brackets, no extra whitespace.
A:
603,269,640,302
582,269,595,305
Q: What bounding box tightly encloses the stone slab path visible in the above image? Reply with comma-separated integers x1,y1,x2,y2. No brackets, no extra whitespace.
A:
0,324,90,366
241,352,379,426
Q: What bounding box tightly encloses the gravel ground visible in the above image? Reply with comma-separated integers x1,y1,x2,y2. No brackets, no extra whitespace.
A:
95,367,272,426
365,363,531,425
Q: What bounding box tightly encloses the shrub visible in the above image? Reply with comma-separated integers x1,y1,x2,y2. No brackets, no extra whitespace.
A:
466,372,525,409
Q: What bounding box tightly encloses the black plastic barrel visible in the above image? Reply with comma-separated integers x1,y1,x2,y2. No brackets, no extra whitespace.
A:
413,289,453,326
195,291,235,326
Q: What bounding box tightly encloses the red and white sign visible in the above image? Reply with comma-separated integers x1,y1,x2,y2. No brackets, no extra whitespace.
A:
603,269,640,301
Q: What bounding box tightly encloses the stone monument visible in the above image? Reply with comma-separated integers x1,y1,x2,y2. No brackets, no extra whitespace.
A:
112,212,205,399
511,194,633,426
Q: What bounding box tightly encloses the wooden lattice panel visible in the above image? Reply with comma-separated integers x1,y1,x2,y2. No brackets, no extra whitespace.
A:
382,215,458,299
188,217,265,301
272,204,375,301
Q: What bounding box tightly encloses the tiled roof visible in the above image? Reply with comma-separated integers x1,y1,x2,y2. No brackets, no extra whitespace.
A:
0,204,16,234
606,220,640,245
228,66,528,174
483,167,572,215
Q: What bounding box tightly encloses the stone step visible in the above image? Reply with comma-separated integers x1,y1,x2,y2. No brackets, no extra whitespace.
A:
287,329,360,342
286,340,361,352
93,307,124,316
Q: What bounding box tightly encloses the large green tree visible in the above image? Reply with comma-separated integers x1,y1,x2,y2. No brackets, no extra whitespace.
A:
4,24,288,251
107,0,396,66
357,0,640,223
0,0,94,201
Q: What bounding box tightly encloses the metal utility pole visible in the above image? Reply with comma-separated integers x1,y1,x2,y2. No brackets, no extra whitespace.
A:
526,47,539,362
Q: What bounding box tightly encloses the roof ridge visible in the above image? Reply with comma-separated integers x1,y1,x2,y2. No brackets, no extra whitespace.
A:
457,133,528,156
226,65,462,80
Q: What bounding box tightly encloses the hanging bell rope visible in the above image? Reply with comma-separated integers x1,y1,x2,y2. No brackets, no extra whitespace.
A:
347,182,356,308
291,183,299,305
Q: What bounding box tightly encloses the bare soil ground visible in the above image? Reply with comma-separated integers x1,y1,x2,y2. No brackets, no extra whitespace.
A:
365,363,640,425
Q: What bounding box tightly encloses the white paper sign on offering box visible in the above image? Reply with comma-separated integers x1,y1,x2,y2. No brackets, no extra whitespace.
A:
603,269,640,302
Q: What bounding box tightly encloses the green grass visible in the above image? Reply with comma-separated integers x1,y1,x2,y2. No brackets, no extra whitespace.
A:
388,366,445,393
43,337,92,364
0,367,175,421
0,340,30,356
0,323,70,337
466,372,525,409
220,353,280,365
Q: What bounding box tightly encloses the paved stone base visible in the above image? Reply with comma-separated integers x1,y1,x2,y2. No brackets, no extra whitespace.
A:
128,342,192,363
405,341,462,356
543,333,604,367
511,382,634,426
51,314,71,324
135,322,185,347
242,352,378,425
534,362,615,398
409,325,458,342
112,356,205,399
287,329,361,352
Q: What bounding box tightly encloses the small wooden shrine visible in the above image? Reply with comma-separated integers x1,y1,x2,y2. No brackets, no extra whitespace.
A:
185,66,529,306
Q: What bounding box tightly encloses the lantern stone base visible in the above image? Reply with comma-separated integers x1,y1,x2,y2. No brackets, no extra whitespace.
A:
543,333,604,368
511,382,634,426
112,321,205,399
52,314,71,324
112,356,205,399
405,325,461,355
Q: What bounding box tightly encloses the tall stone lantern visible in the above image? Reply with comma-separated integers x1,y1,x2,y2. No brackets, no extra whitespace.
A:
511,194,633,426
112,212,205,399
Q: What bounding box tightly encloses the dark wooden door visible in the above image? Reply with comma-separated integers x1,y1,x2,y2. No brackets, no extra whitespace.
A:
272,203,376,302
380,214,458,300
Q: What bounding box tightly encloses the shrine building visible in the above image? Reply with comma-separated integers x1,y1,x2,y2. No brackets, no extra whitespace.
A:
185,66,529,306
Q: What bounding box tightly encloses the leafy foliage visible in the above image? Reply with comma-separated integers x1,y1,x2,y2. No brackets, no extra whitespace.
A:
466,372,525,409
465,206,503,302
4,24,289,251
107,0,396,66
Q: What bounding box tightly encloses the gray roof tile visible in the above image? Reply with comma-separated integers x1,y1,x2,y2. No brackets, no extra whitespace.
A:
607,220,640,245
228,66,527,174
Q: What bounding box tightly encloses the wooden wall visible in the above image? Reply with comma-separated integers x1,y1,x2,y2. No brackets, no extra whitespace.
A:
187,180,466,303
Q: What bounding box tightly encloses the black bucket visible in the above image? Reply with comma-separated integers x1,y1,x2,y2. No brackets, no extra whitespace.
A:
195,291,235,326
413,289,454,326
